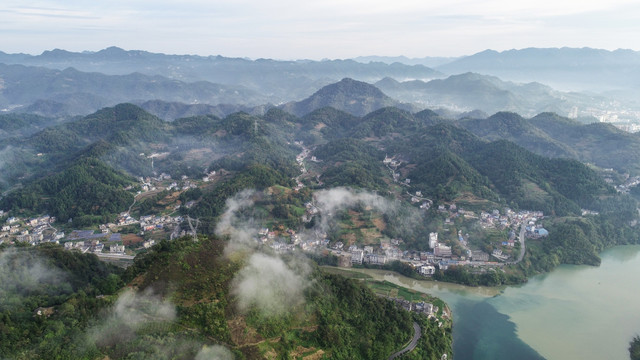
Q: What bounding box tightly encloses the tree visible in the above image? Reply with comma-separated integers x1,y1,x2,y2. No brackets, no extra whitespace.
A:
630,335,640,360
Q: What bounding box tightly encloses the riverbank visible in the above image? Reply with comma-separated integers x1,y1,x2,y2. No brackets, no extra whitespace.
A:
327,245,640,360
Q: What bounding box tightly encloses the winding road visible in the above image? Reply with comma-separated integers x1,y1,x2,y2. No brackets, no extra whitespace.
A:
388,322,421,360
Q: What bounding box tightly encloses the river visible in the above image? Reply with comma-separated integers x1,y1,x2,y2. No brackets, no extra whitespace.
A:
346,245,640,360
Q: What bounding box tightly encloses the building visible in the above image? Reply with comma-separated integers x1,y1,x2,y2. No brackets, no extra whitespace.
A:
534,228,549,237
419,265,436,276
429,232,438,249
351,249,364,265
142,240,155,249
434,244,452,257
366,253,387,265
471,250,489,262
110,244,125,253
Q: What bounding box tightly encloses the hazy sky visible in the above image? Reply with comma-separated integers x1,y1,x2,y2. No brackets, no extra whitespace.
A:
2,0,639,59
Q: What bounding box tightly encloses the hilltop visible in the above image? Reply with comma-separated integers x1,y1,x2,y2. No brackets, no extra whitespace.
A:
281,78,413,117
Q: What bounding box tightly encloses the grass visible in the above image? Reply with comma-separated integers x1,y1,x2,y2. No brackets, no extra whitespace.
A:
521,179,552,203
367,281,427,302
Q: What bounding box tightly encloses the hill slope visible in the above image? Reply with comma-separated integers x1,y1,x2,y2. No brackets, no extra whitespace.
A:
460,111,640,175
375,72,605,117
281,78,413,117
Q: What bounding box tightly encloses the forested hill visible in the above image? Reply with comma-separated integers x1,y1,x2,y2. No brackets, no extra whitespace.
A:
280,78,413,117
1,103,633,226
0,237,453,359
0,157,134,225
0,63,269,116
459,111,640,175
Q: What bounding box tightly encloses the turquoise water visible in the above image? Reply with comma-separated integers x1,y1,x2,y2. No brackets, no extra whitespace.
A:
350,245,640,359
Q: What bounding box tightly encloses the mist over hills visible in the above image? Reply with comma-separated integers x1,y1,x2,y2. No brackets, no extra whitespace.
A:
353,55,460,67
0,63,270,116
1,101,639,359
375,72,607,117
138,100,270,121
2,47,640,123
0,46,442,101
3,46,640,360
435,47,640,95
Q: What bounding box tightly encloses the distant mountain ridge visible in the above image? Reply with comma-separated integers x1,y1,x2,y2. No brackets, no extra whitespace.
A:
375,72,607,117
436,47,640,94
2,46,639,122
0,46,442,101
0,63,270,116
353,55,460,67
137,100,271,120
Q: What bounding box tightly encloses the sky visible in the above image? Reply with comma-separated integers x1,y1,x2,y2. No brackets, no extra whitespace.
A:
1,0,639,59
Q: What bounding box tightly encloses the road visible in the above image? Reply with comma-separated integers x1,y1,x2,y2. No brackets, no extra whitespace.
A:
508,222,527,265
388,322,421,360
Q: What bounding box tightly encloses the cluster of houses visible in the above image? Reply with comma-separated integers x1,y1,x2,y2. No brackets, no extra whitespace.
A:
0,203,183,257
388,297,438,317
410,190,433,210
201,170,217,182
321,203,552,277
612,174,640,194
62,229,124,254
0,214,61,246
293,141,314,191
383,155,411,186
332,231,485,276
345,244,389,265
479,208,545,231
138,172,201,193
113,212,183,234
166,178,198,192
139,214,182,233
63,239,126,254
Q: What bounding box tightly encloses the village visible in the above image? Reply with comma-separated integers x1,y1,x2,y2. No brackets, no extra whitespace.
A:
221,195,549,280
1,143,549,278
302,202,547,277
0,172,203,258
0,208,188,260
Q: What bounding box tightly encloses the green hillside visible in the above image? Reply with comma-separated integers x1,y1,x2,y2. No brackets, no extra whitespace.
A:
0,157,134,225
1,104,638,286
460,111,640,175
0,244,124,359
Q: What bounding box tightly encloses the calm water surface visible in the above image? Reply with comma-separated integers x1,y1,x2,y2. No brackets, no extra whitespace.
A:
349,245,640,360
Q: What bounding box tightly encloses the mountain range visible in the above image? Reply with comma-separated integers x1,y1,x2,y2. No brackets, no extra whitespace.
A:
374,73,606,118
435,47,640,96
3,46,640,360
2,47,639,122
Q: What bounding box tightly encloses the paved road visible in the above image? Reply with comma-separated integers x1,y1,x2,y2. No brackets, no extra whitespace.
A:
512,222,527,264
388,322,421,360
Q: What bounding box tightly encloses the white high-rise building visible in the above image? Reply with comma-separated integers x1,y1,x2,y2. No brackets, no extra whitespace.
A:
429,232,438,249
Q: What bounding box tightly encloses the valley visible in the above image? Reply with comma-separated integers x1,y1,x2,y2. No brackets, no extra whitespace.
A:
2,47,640,360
